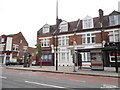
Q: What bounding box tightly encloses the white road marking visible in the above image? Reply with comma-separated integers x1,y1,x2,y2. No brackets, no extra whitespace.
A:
69,79,86,83
100,84,119,88
25,80,66,88
0,76,7,79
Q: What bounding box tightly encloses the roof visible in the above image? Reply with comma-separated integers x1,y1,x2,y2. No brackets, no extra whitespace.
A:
37,10,120,37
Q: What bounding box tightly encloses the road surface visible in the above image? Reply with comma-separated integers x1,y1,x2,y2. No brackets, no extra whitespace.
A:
0,67,119,89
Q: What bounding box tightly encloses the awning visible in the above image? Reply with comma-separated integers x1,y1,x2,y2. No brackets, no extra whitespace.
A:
76,48,102,52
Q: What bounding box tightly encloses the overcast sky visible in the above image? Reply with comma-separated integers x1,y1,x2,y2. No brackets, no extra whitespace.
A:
0,0,120,47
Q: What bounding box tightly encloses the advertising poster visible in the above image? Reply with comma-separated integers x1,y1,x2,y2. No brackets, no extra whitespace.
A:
91,50,104,70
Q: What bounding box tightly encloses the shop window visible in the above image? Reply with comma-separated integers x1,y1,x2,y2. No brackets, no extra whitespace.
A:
41,54,52,61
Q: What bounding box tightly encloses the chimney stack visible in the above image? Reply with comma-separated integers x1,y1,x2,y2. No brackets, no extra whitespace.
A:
99,9,104,23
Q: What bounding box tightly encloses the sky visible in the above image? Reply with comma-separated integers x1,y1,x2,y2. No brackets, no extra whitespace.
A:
0,0,120,48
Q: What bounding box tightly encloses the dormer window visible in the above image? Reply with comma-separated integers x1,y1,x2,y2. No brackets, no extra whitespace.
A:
109,15,120,26
59,21,68,32
43,24,50,33
82,16,94,29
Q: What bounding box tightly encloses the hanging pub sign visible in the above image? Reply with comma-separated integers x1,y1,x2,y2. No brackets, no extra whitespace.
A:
90,50,104,70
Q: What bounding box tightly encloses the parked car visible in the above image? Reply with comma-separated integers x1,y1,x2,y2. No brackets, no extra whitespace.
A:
6,61,18,65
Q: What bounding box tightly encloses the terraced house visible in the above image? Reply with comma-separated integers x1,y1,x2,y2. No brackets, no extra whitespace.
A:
37,9,120,68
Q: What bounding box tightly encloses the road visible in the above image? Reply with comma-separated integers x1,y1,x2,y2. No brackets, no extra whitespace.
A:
0,67,119,90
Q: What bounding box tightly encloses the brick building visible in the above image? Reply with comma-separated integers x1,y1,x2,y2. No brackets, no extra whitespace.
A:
28,47,37,64
37,9,120,67
0,32,29,64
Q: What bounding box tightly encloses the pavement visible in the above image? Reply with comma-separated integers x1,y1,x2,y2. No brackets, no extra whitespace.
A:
3,65,120,78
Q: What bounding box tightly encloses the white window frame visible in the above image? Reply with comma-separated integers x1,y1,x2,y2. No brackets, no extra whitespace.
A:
82,33,95,44
81,52,91,62
41,38,50,47
59,21,68,32
13,44,19,51
0,44,5,51
82,16,94,29
1,38,5,43
23,46,28,52
109,30,120,42
58,36,69,46
109,15,119,26
43,24,50,33
58,49,70,63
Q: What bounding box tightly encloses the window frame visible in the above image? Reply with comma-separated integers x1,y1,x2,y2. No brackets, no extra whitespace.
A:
82,16,94,29
42,24,50,33
41,38,50,47
58,36,69,46
82,33,95,44
109,15,119,26
13,44,19,51
109,30,120,42
59,21,68,32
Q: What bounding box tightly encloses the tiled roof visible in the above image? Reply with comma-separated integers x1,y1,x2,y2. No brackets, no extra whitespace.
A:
37,10,120,37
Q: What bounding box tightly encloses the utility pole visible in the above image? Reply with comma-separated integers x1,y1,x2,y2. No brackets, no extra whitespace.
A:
73,19,80,72
99,9,104,70
55,0,58,71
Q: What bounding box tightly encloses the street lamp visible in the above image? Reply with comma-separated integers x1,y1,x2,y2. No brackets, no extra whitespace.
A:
55,0,59,71
72,19,80,72
99,19,105,71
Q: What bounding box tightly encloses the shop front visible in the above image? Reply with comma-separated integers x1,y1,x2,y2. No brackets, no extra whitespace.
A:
36,47,54,66
76,48,104,71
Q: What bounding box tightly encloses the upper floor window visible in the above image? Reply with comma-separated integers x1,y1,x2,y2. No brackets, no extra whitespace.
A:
82,33,95,44
42,24,50,33
59,21,68,32
58,36,69,46
13,44,19,51
1,38,5,43
19,40,22,44
41,38,50,47
82,16,94,29
109,30,120,42
0,44,5,51
23,46,28,52
109,15,120,26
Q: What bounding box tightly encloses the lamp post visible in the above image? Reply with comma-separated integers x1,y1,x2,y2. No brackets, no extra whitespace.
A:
100,19,104,71
55,0,58,71
73,19,80,72
73,30,77,72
